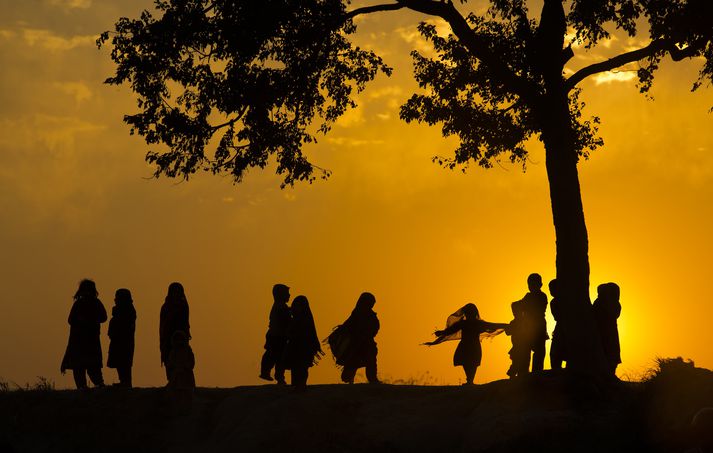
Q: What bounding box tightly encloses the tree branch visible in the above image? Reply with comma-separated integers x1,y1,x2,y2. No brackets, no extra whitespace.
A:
395,0,540,104
564,39,669,91
347,3,406,19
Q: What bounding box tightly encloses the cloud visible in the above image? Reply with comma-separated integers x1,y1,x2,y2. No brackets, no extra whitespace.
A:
21,28,96,52
47,0,92,9
395,19,450,56
334,102,365,128
326,137,385,147
593,71,637,85
0,114,105,152
53,81,93,104
367,86,403,100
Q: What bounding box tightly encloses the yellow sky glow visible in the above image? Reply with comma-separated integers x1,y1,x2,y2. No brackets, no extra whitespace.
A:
0,1,712,388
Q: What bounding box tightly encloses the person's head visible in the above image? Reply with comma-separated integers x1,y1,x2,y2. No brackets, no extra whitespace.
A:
606,282,620,302
527,273,543,292
171,330,189,348
115,288,133,305
462,303,480,320
596,283,608,299
272,284,290,304
291,295,310,318
166,282,186,303
74,279,98,300
548,279,558,298
355,292,376,311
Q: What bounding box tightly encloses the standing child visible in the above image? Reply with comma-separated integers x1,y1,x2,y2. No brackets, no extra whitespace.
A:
426,303,509,385
507,273,549,376
593,282,621,376
107,288,137,387
282,295,323,388
260,284,291,385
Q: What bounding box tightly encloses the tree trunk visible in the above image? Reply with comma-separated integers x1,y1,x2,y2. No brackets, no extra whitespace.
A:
541,92,608,376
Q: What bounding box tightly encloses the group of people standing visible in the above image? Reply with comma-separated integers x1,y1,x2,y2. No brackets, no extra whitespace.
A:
259,285,381,388
60,274,621,390
60,279,195,393
426,273,622,384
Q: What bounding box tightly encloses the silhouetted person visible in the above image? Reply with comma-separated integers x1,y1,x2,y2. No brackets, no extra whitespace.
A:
260,283,291,384
425,303,509,385
159,282,190,382
548,279,566,370
593,282,621,376
282,295,323,388
508,273,548,376
328,292,380,384
61,279,108,389
107,288,136,387
166,330,195,413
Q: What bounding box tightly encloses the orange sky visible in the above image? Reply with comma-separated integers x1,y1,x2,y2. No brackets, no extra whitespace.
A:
1,0,712,388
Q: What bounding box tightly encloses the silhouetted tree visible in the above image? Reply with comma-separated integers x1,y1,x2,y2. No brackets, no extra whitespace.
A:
100,0,713,375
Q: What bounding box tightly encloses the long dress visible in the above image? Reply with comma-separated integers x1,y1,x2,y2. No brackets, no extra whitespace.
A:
439,319,506,367
107,302,136,369
593,292,621,370
159,299,190,366
61,296,108,372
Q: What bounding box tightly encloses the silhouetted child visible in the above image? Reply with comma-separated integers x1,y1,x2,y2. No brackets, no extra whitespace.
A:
592,282,621,376
327,292,381,384
61,279,108,389
107,288,136,387
167,330,195,413
426,303,509,385
507,273,548,377
160,282,190,382
260,283,291,385
548,279,565,370
282,295,323,388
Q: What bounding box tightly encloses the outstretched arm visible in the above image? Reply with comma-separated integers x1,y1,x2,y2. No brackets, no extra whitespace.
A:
480,321,510,333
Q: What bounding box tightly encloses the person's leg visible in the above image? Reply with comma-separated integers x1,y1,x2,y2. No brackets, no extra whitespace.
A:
259,348,275,380
532,339,546,372
273,341,287,384
365,355,380,384
341,367,356,384
118,366,132,387
550,338,563,371
87,368,104,387
72,369,87,389
512,342,530,376
292,367,308,387
463,364,477,385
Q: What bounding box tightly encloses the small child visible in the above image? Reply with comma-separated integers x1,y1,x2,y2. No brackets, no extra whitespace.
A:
426,303,509,385
167,330,195,412
107,288,136,387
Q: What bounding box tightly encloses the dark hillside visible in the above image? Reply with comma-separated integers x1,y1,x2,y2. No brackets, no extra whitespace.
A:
1,359,711,452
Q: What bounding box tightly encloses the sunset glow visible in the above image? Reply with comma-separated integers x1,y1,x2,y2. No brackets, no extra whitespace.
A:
1,0,712,388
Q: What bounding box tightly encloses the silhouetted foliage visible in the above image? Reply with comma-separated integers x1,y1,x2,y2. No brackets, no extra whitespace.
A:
98,0,390,186
101,0,713,375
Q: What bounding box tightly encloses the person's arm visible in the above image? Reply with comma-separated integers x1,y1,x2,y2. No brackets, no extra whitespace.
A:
435,320,463,337
97,300,108,323
480,321,510,332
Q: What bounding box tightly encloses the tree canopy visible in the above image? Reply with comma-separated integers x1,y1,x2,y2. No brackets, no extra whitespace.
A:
99,0,713,186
